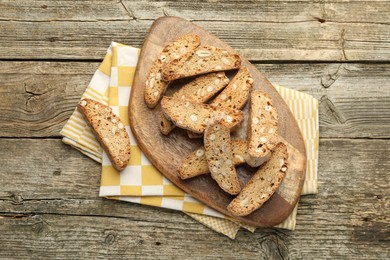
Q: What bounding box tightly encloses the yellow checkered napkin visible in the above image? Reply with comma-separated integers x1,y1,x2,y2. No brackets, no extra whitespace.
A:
61,42,319,239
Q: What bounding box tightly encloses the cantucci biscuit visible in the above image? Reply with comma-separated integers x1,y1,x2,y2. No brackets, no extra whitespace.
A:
210,66,253,110
162,46,241,81
78,98,131,171
178,140,247,180
160,72,229,135
227,143,288,216
160,97,243,134
144,34,201,108
174,72,229,103
204,120,241,195
248,90,278,158
186,67,253,139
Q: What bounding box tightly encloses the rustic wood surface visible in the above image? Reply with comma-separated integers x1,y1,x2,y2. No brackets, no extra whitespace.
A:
0,1,389,259
130,16,306,227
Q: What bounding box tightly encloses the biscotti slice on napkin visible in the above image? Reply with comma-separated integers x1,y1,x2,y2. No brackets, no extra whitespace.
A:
161,96,243,134
247,90,279,158
160,72,230,135
227,142,288,216
162,46,241,81
210,66,253,110
204,120,241,195
144,34,201,108
178,140,247,180
78,98,131,171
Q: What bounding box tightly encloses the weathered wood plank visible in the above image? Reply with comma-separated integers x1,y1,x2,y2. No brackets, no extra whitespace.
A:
0,138,388,259
0,213,282,259
0,20,387,61
2,0,389,23
0,1,389,61
128,0,390,24
0,61,389,138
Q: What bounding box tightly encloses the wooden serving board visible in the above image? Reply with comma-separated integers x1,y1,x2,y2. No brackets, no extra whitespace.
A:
129,16,306,227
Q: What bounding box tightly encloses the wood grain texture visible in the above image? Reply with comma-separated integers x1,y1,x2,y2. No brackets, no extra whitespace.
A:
2,0,389,23
0,138,388,259
0,1,389,61
129,17,306,227
0,61,389,138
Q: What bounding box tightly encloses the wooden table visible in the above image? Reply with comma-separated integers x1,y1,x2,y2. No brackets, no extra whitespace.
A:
0,1,389,259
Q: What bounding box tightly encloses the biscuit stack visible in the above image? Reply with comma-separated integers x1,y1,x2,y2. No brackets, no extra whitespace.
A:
142,34,289,217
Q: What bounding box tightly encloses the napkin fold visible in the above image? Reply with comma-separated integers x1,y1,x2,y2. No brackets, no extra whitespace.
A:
61,42,318,239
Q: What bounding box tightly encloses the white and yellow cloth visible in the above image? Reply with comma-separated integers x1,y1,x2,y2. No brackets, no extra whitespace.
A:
61,42,319,239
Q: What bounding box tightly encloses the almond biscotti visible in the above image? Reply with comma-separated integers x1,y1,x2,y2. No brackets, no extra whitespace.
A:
178,140,247,180
174,72,230,102
210,66,253,110
161,96,243,134
247,90,278,158
186,67,253,139
78,98,131,171
162,46,241,81
144,34,201,108
227,142,288,216
204,120,241,195
160,72,230,135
